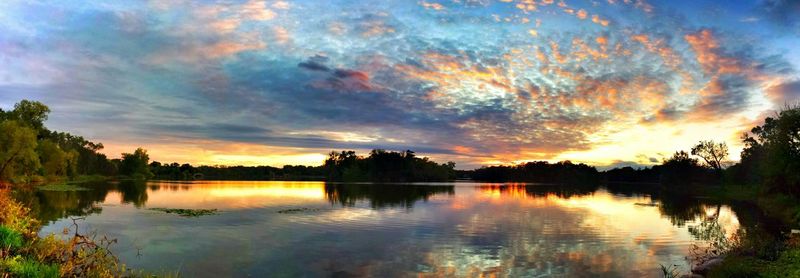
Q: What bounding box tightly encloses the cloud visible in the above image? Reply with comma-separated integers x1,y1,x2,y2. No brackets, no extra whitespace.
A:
596,160,652,171
298,61,330,72
333,69,370,81
0,0,795,167
767,79,800,105
757,0,800,33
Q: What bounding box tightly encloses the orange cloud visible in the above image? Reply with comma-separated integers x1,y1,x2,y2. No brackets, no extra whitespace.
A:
576,9,588,19
241,0,277,21
684,29,741,75
631,34,682,68
360,20,396,37
420,1,445,10
273,26,291,44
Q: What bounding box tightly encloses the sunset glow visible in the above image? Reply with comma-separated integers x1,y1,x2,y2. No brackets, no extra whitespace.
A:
1,0,798,168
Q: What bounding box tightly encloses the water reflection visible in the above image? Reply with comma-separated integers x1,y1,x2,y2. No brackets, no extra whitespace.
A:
14,181,764,277
325,183,454,209
479,182,599,198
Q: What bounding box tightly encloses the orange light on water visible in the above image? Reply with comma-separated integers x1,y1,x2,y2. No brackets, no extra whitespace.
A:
208,185,325,199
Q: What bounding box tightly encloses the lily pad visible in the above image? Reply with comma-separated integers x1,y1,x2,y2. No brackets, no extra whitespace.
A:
277,207,321,213
148,208,219,217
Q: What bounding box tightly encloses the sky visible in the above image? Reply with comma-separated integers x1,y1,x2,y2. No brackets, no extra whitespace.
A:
0,0,799,169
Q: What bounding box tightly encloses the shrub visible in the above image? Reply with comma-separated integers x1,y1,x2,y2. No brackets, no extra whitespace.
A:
1,189,127,277
706,256,763,278
0,255,60,278
0,190,38,238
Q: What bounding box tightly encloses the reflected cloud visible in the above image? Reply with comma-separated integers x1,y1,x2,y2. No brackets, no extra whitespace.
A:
26,181,753,276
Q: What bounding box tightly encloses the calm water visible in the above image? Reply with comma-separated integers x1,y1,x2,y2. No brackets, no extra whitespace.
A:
17,181,744,277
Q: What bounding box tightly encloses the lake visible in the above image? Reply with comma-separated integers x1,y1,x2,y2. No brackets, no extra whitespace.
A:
17,180,744,277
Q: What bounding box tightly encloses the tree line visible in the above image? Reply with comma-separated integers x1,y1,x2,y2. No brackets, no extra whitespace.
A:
3,99,797,191
0,100,166,183
0,100,459,184
466,161,601,185
148,163,326,181
1,100,110,183
150,149,458,182
601,105,800,199
322,149,456,182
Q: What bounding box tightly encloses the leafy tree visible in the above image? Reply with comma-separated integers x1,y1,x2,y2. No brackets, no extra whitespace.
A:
691,140,729,173
323,149,456,182
0,121,40,181
119,148,153,179
324,150,359,180
6,100,50,132
37,140,68,177
42,130,109,175
471,160,599,185
2,100,115,181
65,149,80,178
740,105,800,196
660,151,712,187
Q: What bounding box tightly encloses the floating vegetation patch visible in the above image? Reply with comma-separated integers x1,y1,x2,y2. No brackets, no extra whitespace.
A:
148,208,219,217
277,208,321,214
37,183,90,191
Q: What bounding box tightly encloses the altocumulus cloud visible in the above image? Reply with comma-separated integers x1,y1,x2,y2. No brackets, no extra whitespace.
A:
0,0,797,167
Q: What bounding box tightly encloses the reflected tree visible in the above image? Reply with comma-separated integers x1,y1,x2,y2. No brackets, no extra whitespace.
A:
117,180,149,208
11,182,113,224
324,183,454,209
656,192,707,227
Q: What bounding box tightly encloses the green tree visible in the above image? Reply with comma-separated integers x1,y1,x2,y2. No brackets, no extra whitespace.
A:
7,100,50,132
119,148,153,179
37,140,67,177
64,149,79,178
0,121,40,182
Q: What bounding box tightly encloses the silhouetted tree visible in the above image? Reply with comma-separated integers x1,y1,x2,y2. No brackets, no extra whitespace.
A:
691,140,728,174
119,148,153,179
323,149,455,182
736,105,800,196
602,166,661,184
471,160,600,185
659,151,713,188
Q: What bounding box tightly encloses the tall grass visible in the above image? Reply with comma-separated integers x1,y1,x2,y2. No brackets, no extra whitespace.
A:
659,264,681,278
0,226,23,251
0,189,126,277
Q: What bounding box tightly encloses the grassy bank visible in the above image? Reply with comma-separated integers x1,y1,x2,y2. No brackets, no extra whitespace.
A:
0,188,124,277
704,184,800,226
693,185,800,277
708,246,800,278
0,186,173,277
